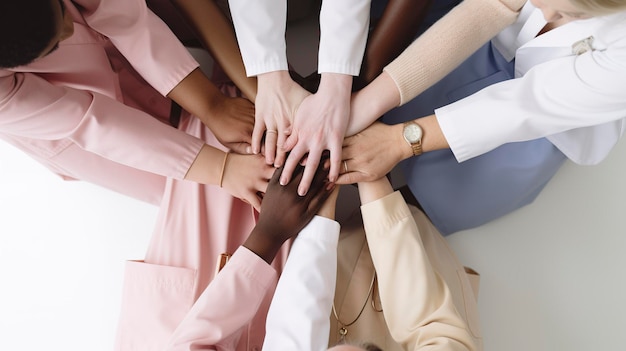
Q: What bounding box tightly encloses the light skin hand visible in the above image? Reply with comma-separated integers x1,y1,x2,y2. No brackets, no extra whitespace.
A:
336,122,408,185
340,112,449,185
243,163,335,263
281,73,353,195
184,145,273,210
253,71,310,165
221,152,276,211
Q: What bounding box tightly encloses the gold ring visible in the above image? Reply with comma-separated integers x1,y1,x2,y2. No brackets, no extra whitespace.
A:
266,129,278,134
343,160,348,173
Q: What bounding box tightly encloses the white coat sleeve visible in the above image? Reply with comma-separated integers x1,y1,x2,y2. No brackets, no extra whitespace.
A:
262,216,341,351
228,0,288,76
318,0,371,75
436,16,626,164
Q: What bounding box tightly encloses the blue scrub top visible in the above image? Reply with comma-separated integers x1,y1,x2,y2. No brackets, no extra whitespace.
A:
382,42,566,235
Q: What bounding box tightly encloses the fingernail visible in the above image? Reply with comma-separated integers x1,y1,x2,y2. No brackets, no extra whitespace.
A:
280,177,287,186
326,182,335,191
246,146,252,154
298,187,307,196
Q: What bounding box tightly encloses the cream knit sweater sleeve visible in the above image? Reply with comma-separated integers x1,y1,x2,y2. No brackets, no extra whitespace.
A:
383,0,526,105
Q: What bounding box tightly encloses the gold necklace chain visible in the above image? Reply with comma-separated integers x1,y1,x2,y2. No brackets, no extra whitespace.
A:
331,272,377,342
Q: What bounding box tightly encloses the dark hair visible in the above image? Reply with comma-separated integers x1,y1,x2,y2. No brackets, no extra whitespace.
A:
0,1,59,69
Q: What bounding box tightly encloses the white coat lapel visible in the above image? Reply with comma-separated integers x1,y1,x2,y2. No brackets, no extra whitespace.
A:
515,16,606,76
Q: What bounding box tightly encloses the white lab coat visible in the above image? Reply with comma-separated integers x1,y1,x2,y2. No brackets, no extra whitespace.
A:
437,4,626,165
228,0,371,76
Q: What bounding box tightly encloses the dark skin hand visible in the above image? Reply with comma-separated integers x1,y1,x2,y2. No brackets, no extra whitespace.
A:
243,160,335,264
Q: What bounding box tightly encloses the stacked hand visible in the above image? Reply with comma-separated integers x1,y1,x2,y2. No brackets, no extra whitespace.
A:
252,71,310,166
253,72,352,197
244,161,335,263
204,96,256,155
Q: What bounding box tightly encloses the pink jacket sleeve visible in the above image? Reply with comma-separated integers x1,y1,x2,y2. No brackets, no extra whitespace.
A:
166,247,278,351
74,0,199,96
0,72,204,179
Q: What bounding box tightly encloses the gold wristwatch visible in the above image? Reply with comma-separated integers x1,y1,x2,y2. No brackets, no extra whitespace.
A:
402,121,423,156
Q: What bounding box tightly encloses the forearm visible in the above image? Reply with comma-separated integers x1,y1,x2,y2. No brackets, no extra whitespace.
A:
347,71,400,135
384,0,523,104
183,144,225,185
166,247,277,351
388,114,450,161
348,80,449,161
166,68,228,125
242,227,287,264
357,177,394,205
171,0,257,100
362,193,476,350
319,73,353,102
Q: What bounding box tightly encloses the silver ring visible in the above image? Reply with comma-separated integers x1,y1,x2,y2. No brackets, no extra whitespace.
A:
343,160,348,173
266,130,278,135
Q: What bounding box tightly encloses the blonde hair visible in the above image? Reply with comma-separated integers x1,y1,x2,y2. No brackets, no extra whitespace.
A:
569,0,626,15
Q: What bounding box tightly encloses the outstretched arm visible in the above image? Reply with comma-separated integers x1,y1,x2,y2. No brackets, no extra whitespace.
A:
357,178,478,350
279,0,371,195
167,163,335,351
347,0,525,136
76,0,256,154
337,116,447,185
183,145,274,210
262,186,340,351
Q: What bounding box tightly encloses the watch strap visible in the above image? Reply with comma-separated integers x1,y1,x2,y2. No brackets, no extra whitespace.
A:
411,140,422,156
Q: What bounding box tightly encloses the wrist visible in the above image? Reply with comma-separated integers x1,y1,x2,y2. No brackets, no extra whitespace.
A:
257,70,293,90
243,228,286,264
393,123,414,161
370,71,401,116
184,145,226,185
358,177,394,205
203,93,228,125
318,73,352,97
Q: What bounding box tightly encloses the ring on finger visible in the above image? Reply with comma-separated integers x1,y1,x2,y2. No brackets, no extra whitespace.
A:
266,129,278,135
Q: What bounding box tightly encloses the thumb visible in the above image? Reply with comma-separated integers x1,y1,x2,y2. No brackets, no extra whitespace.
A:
335,172,363,185
228,142,253,155
282,133,298,152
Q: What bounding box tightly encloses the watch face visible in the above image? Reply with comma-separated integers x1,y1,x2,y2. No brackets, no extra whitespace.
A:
404,123,422,143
